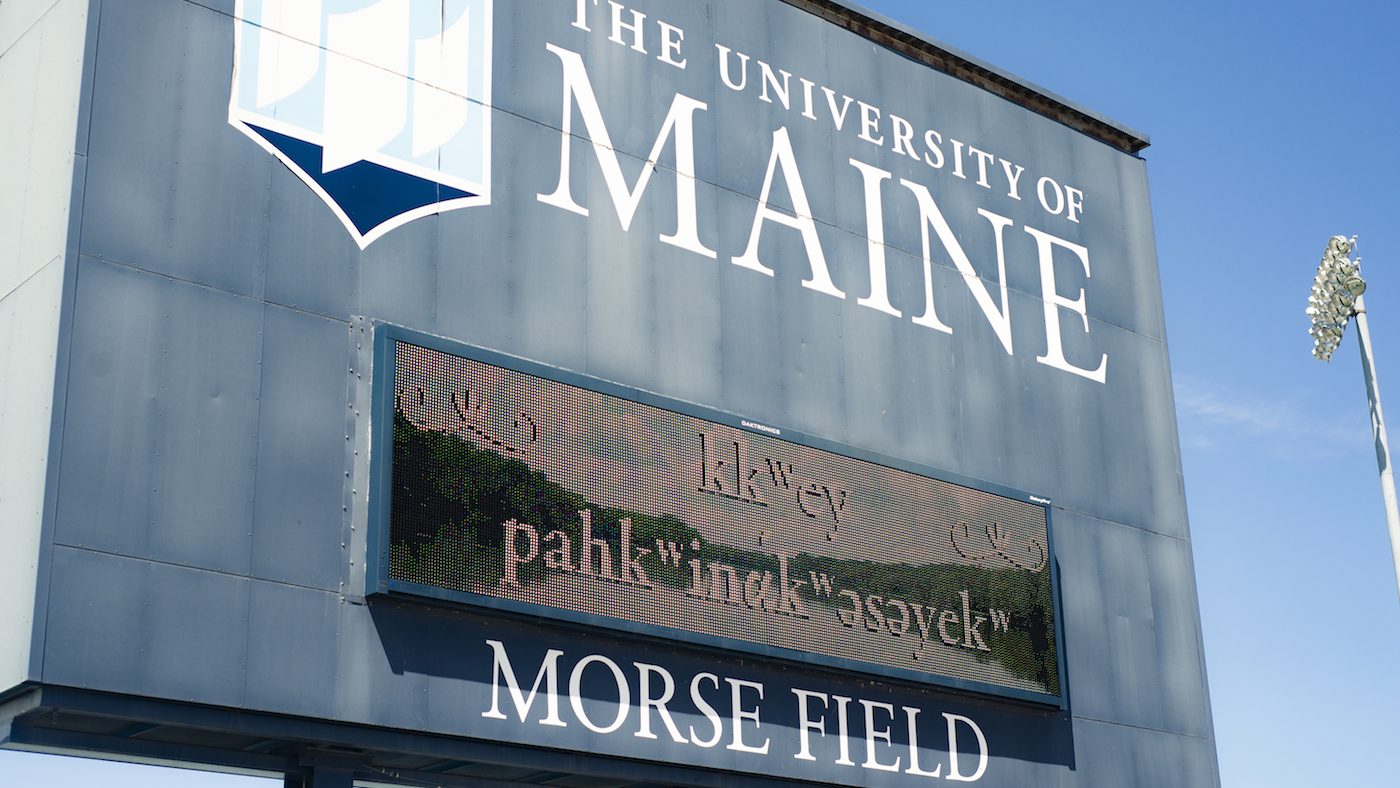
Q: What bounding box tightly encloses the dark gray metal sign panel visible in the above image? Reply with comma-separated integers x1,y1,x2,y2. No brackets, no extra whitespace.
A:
14,0,1218,784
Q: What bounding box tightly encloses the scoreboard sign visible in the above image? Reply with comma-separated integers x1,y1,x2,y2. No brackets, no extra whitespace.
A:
0,0,1221,783
370,327,1066,706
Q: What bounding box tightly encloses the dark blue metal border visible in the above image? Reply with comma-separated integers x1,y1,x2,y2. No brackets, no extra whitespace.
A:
366,323,1069,710
365,324,398,597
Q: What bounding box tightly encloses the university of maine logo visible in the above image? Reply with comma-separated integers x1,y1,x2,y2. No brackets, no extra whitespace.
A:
229,0,493,248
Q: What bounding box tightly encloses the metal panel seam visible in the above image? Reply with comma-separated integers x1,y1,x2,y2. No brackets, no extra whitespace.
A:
0,0,62,61
239,300,269,705
1071,714,1217,742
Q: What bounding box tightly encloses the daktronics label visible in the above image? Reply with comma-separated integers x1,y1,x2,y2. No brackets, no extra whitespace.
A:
380,335,1064,704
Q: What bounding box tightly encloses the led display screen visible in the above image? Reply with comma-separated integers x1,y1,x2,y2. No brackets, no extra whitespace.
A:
380,335,1063,703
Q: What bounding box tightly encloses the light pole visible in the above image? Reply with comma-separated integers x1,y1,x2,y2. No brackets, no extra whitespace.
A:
1308,235,1400,602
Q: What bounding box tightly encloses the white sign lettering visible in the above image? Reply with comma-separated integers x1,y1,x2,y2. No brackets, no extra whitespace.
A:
540,4,1110,384
482,638,992,782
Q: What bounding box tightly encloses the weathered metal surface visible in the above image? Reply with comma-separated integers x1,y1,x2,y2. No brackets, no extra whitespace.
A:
12,0,1218,783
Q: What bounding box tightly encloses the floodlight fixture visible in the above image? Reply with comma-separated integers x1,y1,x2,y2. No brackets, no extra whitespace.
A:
1307,236,1365,361
1307,235,1400,602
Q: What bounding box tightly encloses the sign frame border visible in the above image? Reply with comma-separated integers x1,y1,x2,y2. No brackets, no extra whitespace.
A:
365,323,1070,709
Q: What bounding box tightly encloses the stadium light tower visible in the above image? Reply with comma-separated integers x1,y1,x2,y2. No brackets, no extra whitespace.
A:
1308,235,1400,602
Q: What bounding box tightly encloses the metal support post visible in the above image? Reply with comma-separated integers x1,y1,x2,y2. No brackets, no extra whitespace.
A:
1353,294,1400,602
292,748,360,788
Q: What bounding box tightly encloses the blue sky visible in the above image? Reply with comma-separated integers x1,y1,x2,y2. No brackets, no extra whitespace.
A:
7,1,1400,785
871,3,1400,786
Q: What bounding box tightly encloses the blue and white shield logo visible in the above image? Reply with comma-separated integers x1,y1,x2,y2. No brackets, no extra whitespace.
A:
230,0,493,248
